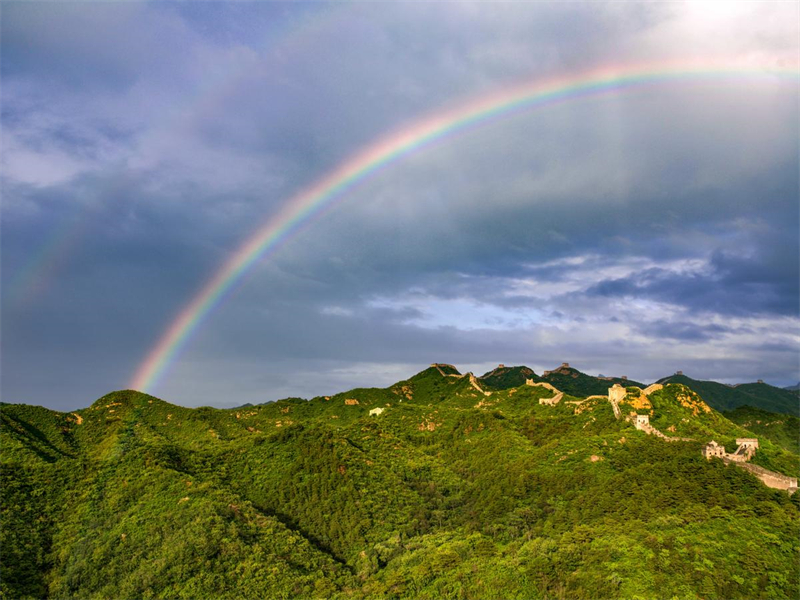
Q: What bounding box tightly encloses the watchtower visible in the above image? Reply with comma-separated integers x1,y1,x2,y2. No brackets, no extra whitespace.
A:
702,441,726,459
608,384,626,403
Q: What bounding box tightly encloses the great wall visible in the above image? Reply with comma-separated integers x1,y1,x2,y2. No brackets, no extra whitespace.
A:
430,364,797,494
430,364,491,396
605,382,795,492
524,380,563,405
702,438,798,492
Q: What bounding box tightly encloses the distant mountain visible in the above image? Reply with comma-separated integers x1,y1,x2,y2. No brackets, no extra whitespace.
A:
540,363,643,397
656,373,799,416
2,366,798,600
785,382,800,392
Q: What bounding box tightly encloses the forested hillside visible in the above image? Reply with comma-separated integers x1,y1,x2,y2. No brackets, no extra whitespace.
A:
2,367,798,600
723,405,800,455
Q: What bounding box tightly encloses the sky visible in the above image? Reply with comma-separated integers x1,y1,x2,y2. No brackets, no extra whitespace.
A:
2,1,799,410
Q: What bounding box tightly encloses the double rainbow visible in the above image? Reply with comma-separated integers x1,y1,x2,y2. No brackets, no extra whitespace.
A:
129,61,798,393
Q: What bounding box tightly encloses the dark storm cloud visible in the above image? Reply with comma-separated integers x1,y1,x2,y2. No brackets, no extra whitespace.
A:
583,242,799,318
2,2,798,408
636,321,740,342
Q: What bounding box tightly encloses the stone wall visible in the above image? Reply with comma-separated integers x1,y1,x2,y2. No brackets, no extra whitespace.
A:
642,383,663,395
728,461,799,492
608,384,625,419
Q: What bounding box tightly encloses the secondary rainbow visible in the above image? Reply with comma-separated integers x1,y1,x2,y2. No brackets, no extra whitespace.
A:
130,60,799,393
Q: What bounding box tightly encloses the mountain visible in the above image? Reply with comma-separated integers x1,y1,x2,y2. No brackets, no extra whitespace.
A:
540,363,643,397
477,364,537,390
656,373,799,416
784,382,800,392
2,369,798,600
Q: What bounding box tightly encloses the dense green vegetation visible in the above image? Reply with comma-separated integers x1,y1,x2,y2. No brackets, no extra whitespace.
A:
724,405,800,455
657,373,799,416
2,368,798,600
477,365,537,391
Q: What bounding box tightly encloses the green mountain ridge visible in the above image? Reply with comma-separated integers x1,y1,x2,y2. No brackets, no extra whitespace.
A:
656,373,799,416
539,363,643,396
2,368,799,600
476,364,798,416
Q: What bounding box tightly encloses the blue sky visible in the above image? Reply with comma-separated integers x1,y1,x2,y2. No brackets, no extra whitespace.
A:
2,1,798,409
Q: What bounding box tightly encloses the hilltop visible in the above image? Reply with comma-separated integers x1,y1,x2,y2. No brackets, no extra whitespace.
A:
2,367,799,600
539,362,642,396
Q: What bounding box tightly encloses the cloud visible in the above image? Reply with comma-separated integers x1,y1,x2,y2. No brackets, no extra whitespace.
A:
1,1,798,409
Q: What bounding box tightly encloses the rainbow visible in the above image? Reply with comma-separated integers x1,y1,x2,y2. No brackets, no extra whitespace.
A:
129,61,798,392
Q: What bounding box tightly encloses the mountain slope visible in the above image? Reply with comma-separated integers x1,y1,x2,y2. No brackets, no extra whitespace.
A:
2,371,798,600
723,405,800,455
656,373,799,416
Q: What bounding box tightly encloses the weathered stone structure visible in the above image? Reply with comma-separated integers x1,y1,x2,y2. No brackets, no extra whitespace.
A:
542,362,571,376
732,462,797,492
525,380,563,405
606,385,692,441
702,440,726,459
608,384,626,403
468,373,490,396
539,392,564,406
642,383,663,395
701,438,761,462
607,384,625,419
703,438,759,463
431,364,462,378
704,438,797,492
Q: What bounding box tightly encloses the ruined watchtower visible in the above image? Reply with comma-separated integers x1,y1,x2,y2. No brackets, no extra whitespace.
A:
702,440,726,459
607,384,626,420
608,384,626,403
